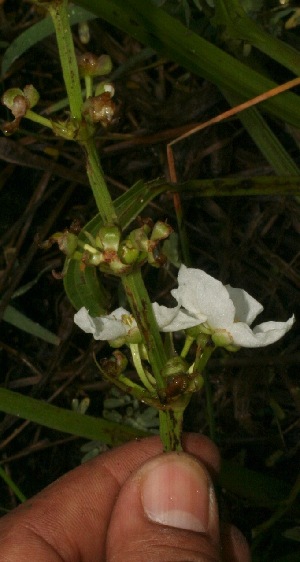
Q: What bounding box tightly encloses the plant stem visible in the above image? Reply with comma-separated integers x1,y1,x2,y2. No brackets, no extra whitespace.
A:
122,269,167,388
48,0,83,120
25,109,53,129
81,136,118,223
159,406,186,452
129,343,156,393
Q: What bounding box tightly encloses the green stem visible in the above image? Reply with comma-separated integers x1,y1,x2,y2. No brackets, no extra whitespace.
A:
81,136,118,223
159,407,185,452
85,75,93,99
48,0,83,120
193,334,216,441
129,343,156,393
25,109,53,129
122,269,167,388
180,335,194,359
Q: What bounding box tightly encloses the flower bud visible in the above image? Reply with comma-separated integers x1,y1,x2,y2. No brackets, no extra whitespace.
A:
128,225,151,252
41,231,78,257
78,53,112,77
2,88,23,110
100,350,128,377
161,356,189,378
96,225,121,251
151,221,173,241
82,93,115,127
23,84,40,108
118,241,140,265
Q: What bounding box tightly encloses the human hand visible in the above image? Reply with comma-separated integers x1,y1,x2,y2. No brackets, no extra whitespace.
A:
0,434,251,561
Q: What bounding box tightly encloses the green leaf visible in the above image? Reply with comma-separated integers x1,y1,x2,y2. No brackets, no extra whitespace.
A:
223,89,300,175
3,304,60,345
1,6,97,76
0,388,148,445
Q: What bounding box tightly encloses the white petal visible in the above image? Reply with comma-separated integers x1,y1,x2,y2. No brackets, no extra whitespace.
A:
226,286,263,325
152,302,204,332
227,315,295,348
173,265,235,328
74,306,133,340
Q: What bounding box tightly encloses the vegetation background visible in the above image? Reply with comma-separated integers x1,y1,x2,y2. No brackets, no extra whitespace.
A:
0,1,300,560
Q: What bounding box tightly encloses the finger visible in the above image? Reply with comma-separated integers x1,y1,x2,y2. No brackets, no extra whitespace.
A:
107,452,221,562
221,523,251,562
0,434,219,562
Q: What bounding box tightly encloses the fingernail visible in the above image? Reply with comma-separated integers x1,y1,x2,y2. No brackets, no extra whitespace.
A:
141,453,214,533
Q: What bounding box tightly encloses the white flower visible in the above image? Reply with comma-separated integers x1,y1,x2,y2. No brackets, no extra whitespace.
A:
74,302,203,341
74,307,138,341
171,265,295,348
151,302,204,332
74,265,294,348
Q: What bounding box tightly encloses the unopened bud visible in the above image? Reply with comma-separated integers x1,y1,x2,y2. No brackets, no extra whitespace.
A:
82,93,115,127
118,241,140,264
100,350,128,377
96,225,121,252
151,221,173,241
78,53,112,77
161,356,189,378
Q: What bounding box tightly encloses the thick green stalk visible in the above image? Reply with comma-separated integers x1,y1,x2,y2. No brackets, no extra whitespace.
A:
48,0,83,120
159,405,187,452
81,136,118,223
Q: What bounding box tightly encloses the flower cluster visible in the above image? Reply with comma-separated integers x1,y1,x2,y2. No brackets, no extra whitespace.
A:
74,265,294,349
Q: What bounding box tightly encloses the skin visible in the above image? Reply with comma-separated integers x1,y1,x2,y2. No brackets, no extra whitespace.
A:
0,434,251,562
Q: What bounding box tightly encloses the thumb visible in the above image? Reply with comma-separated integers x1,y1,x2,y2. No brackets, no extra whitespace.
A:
106,452,221,562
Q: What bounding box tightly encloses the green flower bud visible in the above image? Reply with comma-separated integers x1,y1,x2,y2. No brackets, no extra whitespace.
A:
2,85,39,115
96,225,121,251
118,241,140,265
23,84,40,108
88,252,104,266
78,53,113,77
56,231,78,256
41,231,78,257
151,221,173,241
128,225,151,252
2,88,23,110
161,356,189,378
